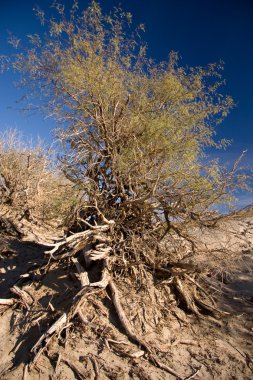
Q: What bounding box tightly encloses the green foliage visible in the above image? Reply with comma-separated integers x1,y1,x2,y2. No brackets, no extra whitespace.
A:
4,1,249,228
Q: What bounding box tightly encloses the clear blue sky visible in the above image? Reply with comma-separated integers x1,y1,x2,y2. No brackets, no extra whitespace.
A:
0,0,252,206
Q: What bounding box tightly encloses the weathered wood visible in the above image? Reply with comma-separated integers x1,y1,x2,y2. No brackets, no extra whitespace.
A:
0,298,15,306
45,224,111,260
31,312,67,363
71,257,90,287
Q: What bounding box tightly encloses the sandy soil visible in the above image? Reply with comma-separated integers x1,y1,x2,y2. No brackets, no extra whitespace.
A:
0,217,253,379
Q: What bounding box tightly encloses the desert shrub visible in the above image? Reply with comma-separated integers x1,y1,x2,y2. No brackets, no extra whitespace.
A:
4,0,249,289
2,0,249,293
0,129,81,223
1,3,252,377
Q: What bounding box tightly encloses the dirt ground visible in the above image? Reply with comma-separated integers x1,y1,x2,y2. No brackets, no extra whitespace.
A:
0,217,253,380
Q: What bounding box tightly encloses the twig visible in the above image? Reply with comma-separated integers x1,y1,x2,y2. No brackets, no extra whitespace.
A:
107,338,130,346
184,366,201,380
150,357,183,379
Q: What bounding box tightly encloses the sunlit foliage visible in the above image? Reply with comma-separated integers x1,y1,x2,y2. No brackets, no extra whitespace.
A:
4,0,248,232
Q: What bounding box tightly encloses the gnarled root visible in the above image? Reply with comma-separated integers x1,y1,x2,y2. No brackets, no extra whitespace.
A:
30,226,203,380
45,224,111,260
108,279,184,379
30,313,68,368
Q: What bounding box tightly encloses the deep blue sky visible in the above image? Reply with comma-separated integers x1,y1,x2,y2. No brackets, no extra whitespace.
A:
0,0,252,206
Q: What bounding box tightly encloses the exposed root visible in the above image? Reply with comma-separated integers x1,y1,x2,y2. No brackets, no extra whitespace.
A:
22,364,29,380
184,274,216,306
108,279,184,379
27,268,185,379
30,313,67,367
10,285,33,310
20,223,227,380
194,297,230,316
173,277,201,315
88,354,100,380
71,257,89,287
61,356,86,380
45,224,111,260
108,279,150,352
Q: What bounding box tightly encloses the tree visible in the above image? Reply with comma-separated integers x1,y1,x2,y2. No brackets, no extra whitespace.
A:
3,1,249,376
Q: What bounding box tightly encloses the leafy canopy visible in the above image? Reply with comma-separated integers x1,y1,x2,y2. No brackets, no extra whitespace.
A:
4,0,247,228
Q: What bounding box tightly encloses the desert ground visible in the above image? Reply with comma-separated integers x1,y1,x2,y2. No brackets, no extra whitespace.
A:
0,211,252,380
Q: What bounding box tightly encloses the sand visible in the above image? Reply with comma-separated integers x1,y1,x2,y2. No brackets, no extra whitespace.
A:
0,217,252,379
